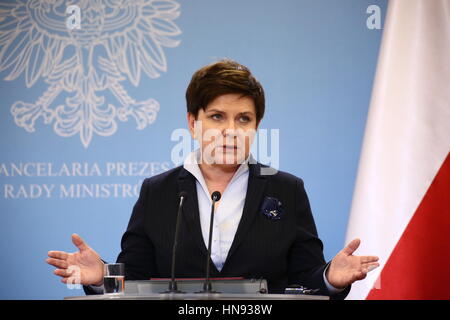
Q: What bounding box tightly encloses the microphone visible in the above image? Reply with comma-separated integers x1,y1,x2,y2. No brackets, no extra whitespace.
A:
198,191,221,293
164,191,188,293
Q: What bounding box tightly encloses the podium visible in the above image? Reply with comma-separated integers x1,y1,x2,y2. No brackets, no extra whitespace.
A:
65,293,328,300
65,279,329,300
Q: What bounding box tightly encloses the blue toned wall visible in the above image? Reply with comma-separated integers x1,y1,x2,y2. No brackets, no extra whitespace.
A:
0,0,386,299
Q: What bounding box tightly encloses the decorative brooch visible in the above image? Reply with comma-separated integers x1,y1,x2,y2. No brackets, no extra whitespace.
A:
260,196,284,220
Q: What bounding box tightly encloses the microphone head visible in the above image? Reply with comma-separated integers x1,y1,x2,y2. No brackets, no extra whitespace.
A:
179,191,188,199
211,191,221,202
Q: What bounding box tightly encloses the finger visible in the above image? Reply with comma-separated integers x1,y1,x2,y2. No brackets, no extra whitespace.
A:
342,238,361,256
47,251,68,260
46,258,68,269
72,233,89,252
60,275,82,286
54,268,73,278
361,256,379,264
60,277,74,284
365,263,380,272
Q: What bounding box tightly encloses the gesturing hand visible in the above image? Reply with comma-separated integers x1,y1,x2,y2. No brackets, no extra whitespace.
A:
46,234,104,286
326,238,379,289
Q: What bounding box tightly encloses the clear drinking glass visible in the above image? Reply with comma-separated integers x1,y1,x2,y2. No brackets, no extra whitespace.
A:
103,263,125,295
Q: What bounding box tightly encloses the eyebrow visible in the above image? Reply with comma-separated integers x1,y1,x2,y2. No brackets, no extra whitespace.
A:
206,109,255,115
206,108,225,114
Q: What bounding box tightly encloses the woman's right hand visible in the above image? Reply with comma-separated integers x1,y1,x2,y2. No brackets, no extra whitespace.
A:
46,234,105,286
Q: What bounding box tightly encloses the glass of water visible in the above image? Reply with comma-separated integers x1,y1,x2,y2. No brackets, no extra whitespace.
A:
103,263,125,295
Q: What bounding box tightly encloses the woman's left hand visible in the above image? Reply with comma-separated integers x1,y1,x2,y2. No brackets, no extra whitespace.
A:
326,238,379,289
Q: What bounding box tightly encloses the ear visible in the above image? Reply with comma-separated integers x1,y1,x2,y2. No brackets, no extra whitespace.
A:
187,112,196,138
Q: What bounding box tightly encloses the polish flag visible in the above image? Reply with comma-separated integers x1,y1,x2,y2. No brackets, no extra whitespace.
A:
345,0,450,299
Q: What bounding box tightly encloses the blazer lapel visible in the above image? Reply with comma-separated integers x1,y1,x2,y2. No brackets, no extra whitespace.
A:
224,162,268,266
177,168,209,258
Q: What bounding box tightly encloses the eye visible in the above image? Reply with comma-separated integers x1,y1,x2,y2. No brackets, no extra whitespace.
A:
211,113,223,121
238,115,251,123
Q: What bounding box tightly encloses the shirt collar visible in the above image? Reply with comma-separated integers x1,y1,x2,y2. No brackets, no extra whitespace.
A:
183,149,252,187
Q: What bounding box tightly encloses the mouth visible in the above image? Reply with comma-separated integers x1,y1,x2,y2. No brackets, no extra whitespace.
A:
221,145,238,151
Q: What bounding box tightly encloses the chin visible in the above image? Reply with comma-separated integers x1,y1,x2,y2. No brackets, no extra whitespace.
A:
216,151,247,165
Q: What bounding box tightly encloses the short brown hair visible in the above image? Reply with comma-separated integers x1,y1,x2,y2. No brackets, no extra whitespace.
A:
186,60,265,122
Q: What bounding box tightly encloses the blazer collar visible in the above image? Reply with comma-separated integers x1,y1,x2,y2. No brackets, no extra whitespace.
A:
224,162,268,265
177,167,209,256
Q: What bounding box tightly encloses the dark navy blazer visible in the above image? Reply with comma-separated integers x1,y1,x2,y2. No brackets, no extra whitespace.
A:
85,162,349,299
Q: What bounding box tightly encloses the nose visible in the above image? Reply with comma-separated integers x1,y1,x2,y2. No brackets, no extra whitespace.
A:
222,119,237,136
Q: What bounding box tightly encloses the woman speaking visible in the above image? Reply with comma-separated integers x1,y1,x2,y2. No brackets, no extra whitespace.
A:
46,60,379,299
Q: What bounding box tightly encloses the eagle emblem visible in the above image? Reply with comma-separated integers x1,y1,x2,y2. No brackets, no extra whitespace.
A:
0,0,181,147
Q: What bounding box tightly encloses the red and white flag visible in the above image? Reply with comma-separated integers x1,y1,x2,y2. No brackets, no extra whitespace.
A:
345,0,450,299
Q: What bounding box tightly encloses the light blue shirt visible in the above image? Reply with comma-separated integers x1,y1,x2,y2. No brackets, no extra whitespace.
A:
183,149,343,294
183,149,249,271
